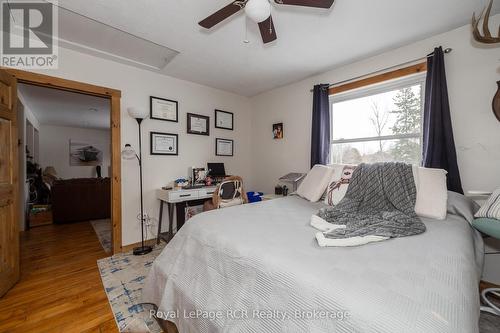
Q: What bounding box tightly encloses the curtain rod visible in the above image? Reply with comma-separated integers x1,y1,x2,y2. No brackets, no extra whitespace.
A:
310,48,453,92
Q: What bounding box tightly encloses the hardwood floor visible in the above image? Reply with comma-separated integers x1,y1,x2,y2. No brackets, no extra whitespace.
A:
0,222,118,333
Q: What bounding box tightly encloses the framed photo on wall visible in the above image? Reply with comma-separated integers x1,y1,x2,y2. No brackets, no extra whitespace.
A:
187,113,210,136
273,123,283,139
215,109,234,130
150,96,178,122
216,138,234,156
150,132,178,155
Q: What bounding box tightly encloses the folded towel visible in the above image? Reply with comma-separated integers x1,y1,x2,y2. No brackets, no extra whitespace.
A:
315,232,388,247
310,215,346,232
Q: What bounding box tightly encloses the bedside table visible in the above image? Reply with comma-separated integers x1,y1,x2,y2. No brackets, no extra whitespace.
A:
473,217,500,316
467,190,493,205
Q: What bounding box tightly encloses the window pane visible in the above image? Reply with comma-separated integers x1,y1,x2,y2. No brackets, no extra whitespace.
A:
331,84,422,140
330,138,421,165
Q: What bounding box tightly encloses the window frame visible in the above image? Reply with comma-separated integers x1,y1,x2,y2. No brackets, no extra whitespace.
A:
329,71,426,164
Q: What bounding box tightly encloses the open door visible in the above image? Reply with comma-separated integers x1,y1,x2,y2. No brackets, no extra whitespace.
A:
0,69,19,297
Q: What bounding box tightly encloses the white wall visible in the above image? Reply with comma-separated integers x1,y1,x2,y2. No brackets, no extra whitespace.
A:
250,16,500,283
26,45,254,246
251,15,500,194
39,125,111,179
18,90,41,130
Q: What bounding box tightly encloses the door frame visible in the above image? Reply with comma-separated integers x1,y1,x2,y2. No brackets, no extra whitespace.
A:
3,68,123,254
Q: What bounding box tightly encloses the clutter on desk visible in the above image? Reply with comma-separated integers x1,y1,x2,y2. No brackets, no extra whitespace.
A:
174,178,190,189
190,167,207,186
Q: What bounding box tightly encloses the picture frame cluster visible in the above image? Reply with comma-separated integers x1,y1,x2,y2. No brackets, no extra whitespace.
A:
148,96,234,157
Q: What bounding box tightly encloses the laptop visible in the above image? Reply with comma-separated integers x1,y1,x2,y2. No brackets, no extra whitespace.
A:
207,163,226,178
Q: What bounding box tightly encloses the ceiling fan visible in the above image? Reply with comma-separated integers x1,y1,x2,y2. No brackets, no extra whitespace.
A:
199,0,335,44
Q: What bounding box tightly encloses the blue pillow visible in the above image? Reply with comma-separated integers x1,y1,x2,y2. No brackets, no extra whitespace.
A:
472,218,500,239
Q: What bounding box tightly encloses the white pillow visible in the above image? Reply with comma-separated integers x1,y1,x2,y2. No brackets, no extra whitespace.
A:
412,166,448,220
297,165,333,202
475,188,500,219
324,164,357,206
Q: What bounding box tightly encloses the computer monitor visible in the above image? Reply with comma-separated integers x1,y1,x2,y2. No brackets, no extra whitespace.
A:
207,163,226,177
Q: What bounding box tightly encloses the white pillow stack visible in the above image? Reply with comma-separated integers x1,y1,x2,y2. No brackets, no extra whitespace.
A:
320,164,449,220
296,165,333,202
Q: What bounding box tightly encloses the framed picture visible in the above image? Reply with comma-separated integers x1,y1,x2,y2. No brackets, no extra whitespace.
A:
150,96,178,122
150,132,178,155
69,140,103,166
216,138,234,156
215,109,234,130
187,113,210,136
273,123,284,139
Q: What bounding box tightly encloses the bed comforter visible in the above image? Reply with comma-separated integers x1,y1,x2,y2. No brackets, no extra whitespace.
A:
142,196,483,333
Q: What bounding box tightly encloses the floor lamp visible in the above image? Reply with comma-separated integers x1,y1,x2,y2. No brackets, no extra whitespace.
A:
122,107,153,256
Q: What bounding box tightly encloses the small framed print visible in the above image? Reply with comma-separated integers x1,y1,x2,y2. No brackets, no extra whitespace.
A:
150,96,178,122
215,109,234,130
216,138,234,157
273,123,283,139
187,113,210,136
150,132,178,156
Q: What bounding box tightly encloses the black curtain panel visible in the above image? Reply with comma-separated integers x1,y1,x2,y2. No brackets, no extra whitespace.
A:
311,84,331,168
422,47,464,194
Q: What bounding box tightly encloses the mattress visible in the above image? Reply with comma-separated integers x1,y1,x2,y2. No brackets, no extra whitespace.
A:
142,196,483,333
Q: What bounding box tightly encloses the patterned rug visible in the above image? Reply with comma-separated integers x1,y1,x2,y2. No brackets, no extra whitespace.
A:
98,242,499,332
98,243,165,333
91,219,112,253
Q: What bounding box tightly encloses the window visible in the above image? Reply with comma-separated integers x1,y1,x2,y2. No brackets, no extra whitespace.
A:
330,73,425,165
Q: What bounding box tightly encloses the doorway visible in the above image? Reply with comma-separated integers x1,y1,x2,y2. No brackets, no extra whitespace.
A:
19,83,114,252
6,68,122,254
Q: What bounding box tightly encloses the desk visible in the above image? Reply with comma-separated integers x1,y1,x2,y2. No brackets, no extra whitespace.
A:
156,186,217,244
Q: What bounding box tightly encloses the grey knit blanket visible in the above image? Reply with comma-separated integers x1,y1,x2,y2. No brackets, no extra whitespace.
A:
318,162,426,239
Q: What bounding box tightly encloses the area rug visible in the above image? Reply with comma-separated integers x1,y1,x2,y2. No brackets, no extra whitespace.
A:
98,242,499,333
91,219,112,253
98,243,165,332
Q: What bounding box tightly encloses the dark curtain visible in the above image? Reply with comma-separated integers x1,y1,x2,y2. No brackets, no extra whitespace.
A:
422,47,463,194
311,84,331,168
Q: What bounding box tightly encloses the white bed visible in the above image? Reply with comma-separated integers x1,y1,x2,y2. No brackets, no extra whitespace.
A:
143,196,484,333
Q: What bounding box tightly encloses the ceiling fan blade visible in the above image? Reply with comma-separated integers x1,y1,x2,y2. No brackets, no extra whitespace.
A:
199,2,243,29
258,16,277,44
274,0,334,9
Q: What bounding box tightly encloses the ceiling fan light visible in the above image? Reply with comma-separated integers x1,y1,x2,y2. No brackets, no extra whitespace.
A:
245,0,271,23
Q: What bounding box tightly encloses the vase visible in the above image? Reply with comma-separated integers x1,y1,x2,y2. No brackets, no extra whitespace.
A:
494,81,500,122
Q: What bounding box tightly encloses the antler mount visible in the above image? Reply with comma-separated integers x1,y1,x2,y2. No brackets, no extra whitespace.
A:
472,0,500,44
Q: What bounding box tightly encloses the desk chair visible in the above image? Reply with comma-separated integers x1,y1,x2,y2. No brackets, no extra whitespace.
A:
203,176,248,211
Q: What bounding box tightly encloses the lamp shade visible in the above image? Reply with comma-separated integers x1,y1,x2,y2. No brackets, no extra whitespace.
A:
127,107,148,120
245,0,271,23
122,144,137,160
43,166,58,178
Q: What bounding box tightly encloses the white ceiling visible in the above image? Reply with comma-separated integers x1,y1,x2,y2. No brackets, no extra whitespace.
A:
18,83,110,130
54,0,498,96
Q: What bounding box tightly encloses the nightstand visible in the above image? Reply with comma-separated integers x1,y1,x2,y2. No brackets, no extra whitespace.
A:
469,190,500,316
475,217,500,315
